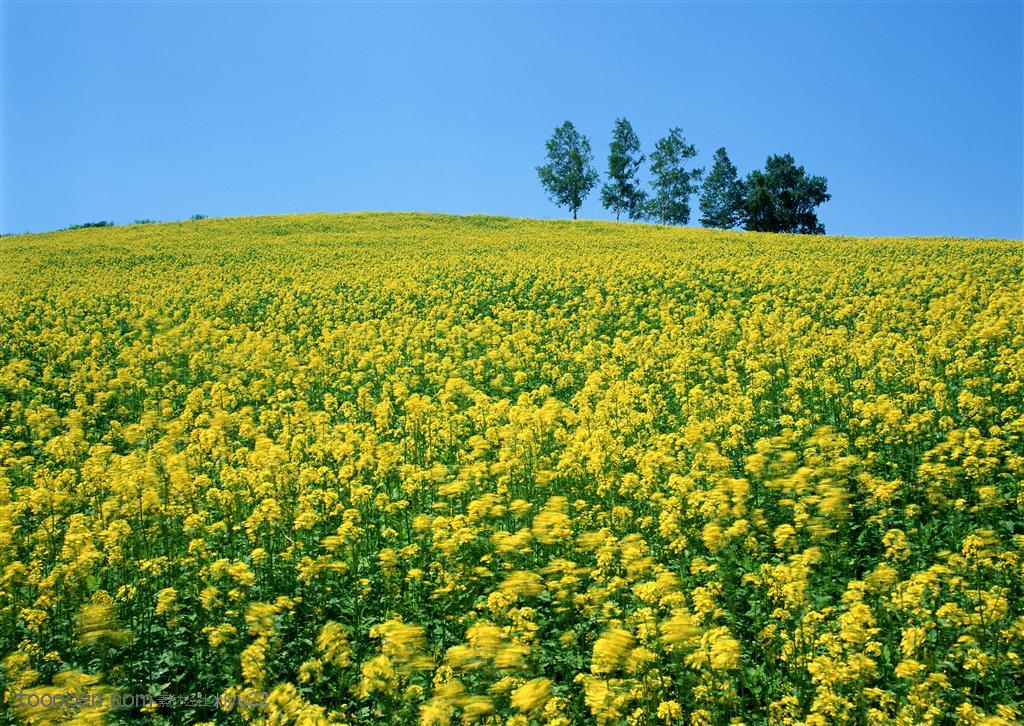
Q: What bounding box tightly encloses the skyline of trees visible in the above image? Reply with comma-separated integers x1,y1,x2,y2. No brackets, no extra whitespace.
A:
539,118,831,234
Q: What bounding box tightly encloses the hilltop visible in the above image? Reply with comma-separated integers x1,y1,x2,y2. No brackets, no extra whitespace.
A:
2,212,1016,283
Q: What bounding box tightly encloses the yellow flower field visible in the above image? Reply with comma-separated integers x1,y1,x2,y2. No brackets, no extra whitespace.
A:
0,213,1022,724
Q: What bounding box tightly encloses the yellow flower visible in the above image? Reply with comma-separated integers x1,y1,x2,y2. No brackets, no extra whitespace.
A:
155,587,178,616
657,700,683,722
510,677,552,714
591,627,635,675
661,611,701,650
317,621,352,667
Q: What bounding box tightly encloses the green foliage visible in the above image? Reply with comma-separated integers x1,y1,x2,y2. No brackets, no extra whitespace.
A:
600,118,647,221
743,154,830,234
536,121,600,220
67,221,115,230
699,147,746,230
189,214,208,221
645,128,702,226
536,118,836,230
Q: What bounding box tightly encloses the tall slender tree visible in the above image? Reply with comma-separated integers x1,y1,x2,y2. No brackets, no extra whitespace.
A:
536,121,600,220
600,118,646,221
645,128,702,225
699,147,746,229
744,154,830,234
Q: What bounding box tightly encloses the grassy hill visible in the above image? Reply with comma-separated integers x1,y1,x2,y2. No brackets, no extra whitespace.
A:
1,213,1022,724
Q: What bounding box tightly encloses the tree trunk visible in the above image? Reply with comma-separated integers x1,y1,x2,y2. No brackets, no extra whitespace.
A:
573,208,577,220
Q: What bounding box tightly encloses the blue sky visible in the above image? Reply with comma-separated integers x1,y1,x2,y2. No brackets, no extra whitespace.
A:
1,1,1021,238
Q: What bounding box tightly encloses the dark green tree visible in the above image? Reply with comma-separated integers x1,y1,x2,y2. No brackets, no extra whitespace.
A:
600,118,647,221
699,147,746,229
743,154,830,234
536,121,600,220
645,128,702,225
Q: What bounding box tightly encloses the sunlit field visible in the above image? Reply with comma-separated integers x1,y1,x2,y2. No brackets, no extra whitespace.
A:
1,213,1022,724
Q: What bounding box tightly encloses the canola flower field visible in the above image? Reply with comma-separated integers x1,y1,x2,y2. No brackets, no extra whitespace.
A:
1,213,1022,725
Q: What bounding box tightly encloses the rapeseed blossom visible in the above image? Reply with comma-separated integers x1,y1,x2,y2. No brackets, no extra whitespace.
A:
0,213,1021,723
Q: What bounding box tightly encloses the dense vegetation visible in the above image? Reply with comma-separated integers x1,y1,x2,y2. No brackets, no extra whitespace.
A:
1,214,1021,724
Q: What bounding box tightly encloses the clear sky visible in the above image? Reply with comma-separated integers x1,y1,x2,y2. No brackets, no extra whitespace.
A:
2,1,1022,238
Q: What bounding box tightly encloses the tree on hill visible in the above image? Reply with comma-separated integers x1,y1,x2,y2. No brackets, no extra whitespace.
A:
645,128,702,225
699,147,746,229
536,121,600,220
743,154,830,234
68,221,115,229
600,118,647,221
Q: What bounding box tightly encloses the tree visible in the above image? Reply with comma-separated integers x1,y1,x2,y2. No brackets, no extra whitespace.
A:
743,154,830,234
536,121,600,220
699,147,745,229
600,118,647,221
645,128,702,225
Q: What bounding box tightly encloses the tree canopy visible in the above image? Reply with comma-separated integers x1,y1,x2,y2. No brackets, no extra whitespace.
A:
536,121,600,220
600,118,647,221
743,154,830,234
645,128,702,226
699,147,745,230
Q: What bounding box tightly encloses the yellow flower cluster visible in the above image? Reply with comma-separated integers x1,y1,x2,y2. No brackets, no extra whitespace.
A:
0,213,1022,724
